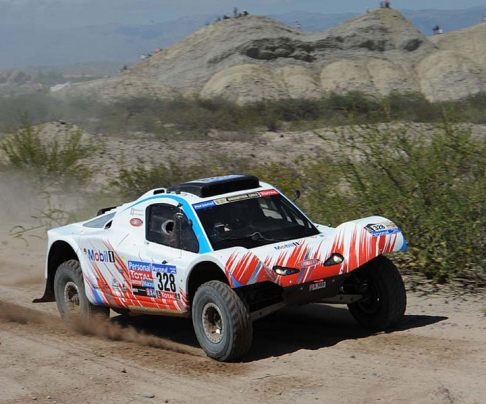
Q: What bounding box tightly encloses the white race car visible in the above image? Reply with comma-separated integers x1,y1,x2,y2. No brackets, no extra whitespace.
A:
35,175,408,361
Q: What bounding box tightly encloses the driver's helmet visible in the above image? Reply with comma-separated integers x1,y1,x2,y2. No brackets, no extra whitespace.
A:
161,219,177,247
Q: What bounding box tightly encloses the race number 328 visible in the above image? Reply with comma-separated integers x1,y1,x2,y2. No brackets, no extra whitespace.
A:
156,272,176,293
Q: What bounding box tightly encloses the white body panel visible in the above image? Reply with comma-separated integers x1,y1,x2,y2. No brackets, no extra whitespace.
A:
44,181,407,315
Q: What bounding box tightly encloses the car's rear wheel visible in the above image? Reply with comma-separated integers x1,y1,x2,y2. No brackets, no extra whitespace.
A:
347,255,406,331
192,280,252,361
54,259,110,321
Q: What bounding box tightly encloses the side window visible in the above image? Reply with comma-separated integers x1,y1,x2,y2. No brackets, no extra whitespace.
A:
146,203,199,253
179,217,199,253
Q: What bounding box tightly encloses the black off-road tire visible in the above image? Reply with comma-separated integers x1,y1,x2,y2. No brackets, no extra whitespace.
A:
192,280,252,361
54,259,110,321
348,255,406,331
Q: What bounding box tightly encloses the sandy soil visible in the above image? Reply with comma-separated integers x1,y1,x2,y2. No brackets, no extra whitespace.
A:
0,224,485,404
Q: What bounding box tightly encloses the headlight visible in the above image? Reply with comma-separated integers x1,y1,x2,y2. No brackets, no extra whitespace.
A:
324,253,344,266
272,266,300,276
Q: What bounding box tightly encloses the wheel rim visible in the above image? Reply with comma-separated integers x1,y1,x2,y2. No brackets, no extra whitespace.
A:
63,281,81,314
202,303,224,344
357,280,381,314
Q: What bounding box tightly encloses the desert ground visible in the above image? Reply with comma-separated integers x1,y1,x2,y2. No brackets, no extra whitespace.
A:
0,218,485,404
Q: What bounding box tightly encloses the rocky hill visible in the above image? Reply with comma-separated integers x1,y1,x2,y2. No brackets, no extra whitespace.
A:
55,9,486,104
0,70,44,96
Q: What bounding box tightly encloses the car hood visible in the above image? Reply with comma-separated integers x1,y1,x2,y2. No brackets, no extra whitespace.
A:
216,216,407,288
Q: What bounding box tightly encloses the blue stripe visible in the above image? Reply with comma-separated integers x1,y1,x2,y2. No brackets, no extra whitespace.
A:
121,195,212,253
92,287,105,305
248,262,262,284
230,272,243,288
399,235,408,252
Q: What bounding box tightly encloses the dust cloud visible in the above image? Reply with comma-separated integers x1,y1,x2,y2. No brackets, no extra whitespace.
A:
0,300,200,356
0,170,45,227
0,300,54,325
71,315,201,356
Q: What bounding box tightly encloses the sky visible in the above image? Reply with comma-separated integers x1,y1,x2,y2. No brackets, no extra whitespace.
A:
155,0,486,15
103,1,486,20
2,1,486,24
1,0,486,68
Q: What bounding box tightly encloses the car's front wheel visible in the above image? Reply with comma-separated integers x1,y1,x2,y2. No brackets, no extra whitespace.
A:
347,255,406,331
192,280,252,361
54,259,110,321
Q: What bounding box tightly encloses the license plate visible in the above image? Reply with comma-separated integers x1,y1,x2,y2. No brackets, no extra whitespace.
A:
309,281,327,291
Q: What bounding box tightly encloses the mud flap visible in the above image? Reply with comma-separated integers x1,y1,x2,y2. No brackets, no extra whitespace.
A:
32,283,55,303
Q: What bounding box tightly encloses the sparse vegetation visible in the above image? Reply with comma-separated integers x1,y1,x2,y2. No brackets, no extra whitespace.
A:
3,92,486,135
113,160,209,198
303,121,486,284
1,92,485,287
112,120,486,286
0,122,93,183
112,156,254,198
9,191,70,244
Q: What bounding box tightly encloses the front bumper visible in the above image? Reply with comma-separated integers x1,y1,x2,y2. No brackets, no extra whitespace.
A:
282,274,347,305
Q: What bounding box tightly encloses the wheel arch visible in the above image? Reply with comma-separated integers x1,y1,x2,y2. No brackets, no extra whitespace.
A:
186,261,229,306
34,240,79,303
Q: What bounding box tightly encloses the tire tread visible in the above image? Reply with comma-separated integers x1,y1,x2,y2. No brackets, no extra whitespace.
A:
54,259,109,319
348,255,406,331
193,280,252,361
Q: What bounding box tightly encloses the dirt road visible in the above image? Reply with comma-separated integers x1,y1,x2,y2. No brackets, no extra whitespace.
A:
0,231,485,404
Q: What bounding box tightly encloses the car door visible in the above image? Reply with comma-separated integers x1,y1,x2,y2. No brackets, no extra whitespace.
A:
133,201,199,313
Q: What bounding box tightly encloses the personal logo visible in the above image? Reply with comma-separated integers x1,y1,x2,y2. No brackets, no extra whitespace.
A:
130,218,143,227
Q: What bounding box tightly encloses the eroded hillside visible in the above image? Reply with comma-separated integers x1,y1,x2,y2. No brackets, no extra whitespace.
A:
54,9,486,104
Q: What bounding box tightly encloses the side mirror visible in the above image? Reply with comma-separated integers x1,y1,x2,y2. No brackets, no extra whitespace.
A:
293,190,301,202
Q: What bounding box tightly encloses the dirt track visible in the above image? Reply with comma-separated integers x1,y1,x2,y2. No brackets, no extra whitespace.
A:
1,231,485,404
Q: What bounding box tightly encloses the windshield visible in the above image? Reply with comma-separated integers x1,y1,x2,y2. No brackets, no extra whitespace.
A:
195,191,319,250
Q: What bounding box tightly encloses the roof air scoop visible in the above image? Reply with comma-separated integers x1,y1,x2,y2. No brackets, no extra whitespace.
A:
168,175,260,198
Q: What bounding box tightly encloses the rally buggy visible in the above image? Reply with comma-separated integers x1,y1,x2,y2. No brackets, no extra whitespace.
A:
35,175,407,361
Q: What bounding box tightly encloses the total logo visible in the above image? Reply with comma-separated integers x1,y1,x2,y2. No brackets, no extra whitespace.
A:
84,249,115,263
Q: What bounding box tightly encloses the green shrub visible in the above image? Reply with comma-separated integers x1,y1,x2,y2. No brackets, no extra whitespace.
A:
112,151,275,199
3,92,486,136
303,120,486,284
0,123,92,183
111,120,485,285
113,159,236,199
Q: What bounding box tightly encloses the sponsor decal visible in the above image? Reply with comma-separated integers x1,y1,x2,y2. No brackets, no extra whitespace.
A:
226,192,259,203
129,269,154,286
128,261,177,298
193,201,216,210
365,221,400,237
132,286,158,298
273,241,302,250
85,249,115,263
309,281,327,291
130,217,143,227
193,190,278,211
130,208,144,216
258,189,279,197
299,258,321,270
